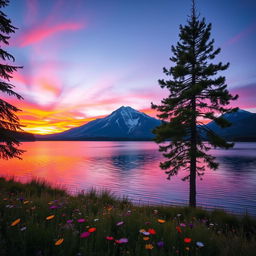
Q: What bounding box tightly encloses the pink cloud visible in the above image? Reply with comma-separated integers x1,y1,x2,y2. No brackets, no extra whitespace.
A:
16,22,85,47
224,22,256,46
230,83,256,109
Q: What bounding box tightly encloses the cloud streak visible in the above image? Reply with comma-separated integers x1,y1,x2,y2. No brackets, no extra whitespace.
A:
15,22,85,47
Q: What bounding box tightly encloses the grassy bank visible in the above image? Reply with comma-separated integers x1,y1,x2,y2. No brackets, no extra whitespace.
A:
0,177,255,256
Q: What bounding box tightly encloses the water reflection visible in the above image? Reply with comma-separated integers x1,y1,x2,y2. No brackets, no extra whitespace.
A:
0,141,255,215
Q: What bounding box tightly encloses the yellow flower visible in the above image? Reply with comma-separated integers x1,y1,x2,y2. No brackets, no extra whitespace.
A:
55,238,64,246
143,237,150,241
11,218,21,226
158,219,166,223
145,244,154,250
46,215,55,220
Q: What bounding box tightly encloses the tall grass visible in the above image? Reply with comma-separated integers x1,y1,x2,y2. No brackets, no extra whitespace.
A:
0,177,255,256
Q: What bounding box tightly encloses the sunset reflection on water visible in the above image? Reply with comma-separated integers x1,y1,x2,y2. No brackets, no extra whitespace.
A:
0,141,256,215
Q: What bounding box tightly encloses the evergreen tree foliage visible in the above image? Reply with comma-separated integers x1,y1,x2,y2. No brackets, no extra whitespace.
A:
152,1,238,207
0,0,24,159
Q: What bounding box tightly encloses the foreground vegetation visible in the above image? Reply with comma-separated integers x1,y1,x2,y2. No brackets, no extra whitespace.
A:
0,178,255,256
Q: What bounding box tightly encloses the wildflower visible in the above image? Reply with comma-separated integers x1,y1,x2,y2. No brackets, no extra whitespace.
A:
23,200,29,205
106,236,114,240
158,219,166,223
142,231,150,236
176,226,182,233
145,244,154,250
177,213,181,217
116,221,124,226
66,219,73,224
143,237,150,241
189,223,193,228
148,228,156,235
20,226,27,231
88,227,96,233
184,238,192,243
80,232,90,238
77,218,86,223
46,215,55,220
153,209,158,214
180,223,186,227
50,205,58,209
11,218,21,226
94,218,99,222
196,241,204,248
139,229,146,233
119,238,128,244
55,238,64,246
185,247,190,251
157,241,164,248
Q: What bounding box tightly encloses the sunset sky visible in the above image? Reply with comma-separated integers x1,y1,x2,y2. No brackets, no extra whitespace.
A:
4,0,256,134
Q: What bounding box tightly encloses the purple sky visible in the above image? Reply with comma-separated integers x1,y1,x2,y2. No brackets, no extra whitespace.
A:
3,0,256,134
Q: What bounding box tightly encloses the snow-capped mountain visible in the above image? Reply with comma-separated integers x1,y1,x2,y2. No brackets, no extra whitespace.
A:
38,106,161,140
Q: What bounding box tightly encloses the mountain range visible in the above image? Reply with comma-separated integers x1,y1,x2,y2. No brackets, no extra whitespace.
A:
35,106,256,141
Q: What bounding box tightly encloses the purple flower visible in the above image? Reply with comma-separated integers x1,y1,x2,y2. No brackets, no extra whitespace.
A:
157,241,164,248
80,232,90,238
118,238,128,244
116,221,124,226
77,218,86,223
50,205,58,209
66,219,73,224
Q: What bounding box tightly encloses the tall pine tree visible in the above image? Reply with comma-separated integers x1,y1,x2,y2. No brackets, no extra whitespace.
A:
0,0,24,159
152,0,238,207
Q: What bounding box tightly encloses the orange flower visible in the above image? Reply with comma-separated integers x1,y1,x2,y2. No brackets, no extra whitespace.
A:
143,237,150,241
145,244,154,250
88,227,96,233
158,219,166,223
23,200,29,204
148,228,156,235
184,238,192,243
185,247,190,251
11,218,21,226
46,215,55,220
55,238,64,246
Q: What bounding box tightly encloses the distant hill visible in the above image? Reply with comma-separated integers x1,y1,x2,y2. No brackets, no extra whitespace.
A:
0,131,36,142
36,106,161,141
206,109,256,141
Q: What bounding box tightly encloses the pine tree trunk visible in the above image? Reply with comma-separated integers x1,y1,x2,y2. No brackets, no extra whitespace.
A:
189,95,197,208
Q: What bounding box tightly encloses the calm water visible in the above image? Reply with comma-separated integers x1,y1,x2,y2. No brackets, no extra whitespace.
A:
0,141,256,215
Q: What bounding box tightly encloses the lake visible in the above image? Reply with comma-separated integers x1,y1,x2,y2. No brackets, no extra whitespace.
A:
0,141,256,215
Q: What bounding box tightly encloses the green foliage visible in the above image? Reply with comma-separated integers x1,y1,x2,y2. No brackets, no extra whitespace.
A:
0,0,24,159
152,1,238,206
0,178,255,256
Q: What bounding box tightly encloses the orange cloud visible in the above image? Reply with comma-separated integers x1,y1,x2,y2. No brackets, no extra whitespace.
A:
16,22,84,47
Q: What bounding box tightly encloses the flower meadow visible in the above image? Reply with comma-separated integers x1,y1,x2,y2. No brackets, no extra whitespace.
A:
0,178,255,256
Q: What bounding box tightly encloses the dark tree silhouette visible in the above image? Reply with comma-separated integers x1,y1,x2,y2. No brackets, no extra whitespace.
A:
0,0,24,159
152,0,238,207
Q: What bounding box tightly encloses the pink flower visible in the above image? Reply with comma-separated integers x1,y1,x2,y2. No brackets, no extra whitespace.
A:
80,232,90,238
116,221,124,226
66,219,73,224
106,236,114,240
